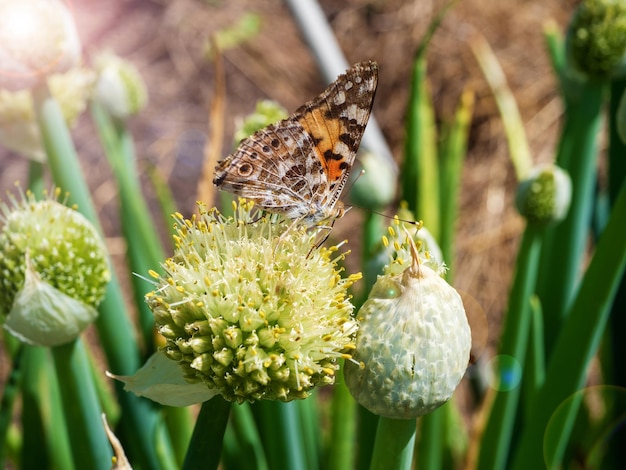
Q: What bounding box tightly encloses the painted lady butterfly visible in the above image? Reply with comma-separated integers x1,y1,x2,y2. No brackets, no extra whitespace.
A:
213,61,378,225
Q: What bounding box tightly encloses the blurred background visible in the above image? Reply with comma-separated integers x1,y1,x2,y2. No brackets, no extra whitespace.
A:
0,0,579,362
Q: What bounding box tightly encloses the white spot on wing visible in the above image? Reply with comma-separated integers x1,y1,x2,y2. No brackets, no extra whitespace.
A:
334,90,346,105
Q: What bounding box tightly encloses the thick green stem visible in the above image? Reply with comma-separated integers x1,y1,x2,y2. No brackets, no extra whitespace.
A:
183,397,231,470
369,417,416,470
328,371,357,470
51,340,111,470
22,346,74,470
415,407,443,470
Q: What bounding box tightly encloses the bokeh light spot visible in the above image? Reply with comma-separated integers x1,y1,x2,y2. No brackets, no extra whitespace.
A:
487,354,522,392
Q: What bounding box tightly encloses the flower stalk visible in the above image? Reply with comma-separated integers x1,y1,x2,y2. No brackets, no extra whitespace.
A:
31,79,171,469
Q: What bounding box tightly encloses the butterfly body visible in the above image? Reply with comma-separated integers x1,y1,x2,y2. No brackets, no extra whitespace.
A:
213,61,378,226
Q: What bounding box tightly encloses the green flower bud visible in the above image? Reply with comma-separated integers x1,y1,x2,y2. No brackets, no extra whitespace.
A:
233,100,288,146
515,164,572,226
145,200,360,403
93,52,148,120
0,189,110,346
566,0,626,80
0,67,95,161
345,222,471,419
0,0,82,91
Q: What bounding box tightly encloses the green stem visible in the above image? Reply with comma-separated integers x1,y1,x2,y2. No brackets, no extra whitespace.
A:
402,54,439,238
328,370,357,470
27,161,45,196
477,226,543,470
227,403,268,470
163,406,194,467
183,397,231,470
415,407,443,470
32,80,169,470
369,417,416,470
255,400,306,470
522,296,545,420
511,178,626,469
51,339,111,470
91,103,165,350
606,78,626,466
537,81,605,357
0,344,24,468
22,346,73,470
356,406,379,470
298,395,320,470
439,89,474,278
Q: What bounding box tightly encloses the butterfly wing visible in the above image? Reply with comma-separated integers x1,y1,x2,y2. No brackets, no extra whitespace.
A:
213,61,378,223
292,61,378,215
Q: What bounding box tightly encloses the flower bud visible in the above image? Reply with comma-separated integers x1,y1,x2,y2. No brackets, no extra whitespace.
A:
515,164,572,226
0,189,110,346
145,200,360,403
93,52,148,120
0,0,81,91
0,67,95,161
566,0,626,81
345,224,471,419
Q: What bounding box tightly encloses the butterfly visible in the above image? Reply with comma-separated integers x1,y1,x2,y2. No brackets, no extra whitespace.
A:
213,61,378,226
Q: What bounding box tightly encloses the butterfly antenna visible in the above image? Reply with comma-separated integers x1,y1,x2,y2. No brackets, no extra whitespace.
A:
347,169,420,226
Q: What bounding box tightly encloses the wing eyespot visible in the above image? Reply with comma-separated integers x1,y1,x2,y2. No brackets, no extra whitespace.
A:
238,163,254,176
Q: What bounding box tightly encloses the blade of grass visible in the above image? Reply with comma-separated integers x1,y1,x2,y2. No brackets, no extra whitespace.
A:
510,177,626,469
470,32,532,182
600,76,626,467
402,53,439,239
543,20,567,97
608,79,626,204
522,295,546,419
403,0,459,241
439,88,474,277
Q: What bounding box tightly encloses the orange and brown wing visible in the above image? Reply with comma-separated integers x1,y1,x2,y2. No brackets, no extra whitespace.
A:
293,61,378,209
213,61,378,222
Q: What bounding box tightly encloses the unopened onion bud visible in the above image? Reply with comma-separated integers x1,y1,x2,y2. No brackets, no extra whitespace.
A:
515,164,572,226
345,227,471,419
